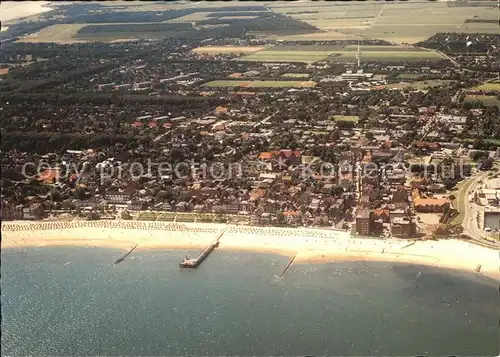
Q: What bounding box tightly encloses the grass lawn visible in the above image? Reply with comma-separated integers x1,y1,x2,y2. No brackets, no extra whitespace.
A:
192,45,265,54
281,73,311,78
239,44,442,63
330,115,360,122
264,31,362,41
242,50,335,63
464,95,500,108
202,80,316,88
396,74,423,80
328,49,443,63
468,82,500,92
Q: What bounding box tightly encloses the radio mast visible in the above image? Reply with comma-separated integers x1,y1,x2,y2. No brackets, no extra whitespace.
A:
356,40,361,68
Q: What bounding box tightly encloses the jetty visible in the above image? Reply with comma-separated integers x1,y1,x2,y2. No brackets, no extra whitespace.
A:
279,253,298,278
179,227,226,268
114,244,138,264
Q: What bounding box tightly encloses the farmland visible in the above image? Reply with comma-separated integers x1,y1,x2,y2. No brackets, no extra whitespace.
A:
165,12,217,22
10,1,499,44
17,24,94,43
268,1,499,43
202,80,317,88
263,31,362,41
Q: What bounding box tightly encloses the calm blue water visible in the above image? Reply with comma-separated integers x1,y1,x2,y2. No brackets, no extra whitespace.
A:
2,247,498,356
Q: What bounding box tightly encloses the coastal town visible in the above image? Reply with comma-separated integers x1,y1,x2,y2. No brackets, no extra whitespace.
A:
2,2,500,356
1,1,499,248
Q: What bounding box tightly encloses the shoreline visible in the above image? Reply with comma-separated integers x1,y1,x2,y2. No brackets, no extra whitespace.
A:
2,220,499,279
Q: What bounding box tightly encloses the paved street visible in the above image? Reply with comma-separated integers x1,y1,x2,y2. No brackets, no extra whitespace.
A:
457,170,497,244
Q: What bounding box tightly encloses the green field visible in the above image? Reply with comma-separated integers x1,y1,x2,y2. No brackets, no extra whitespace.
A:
242,50,335,63
263,31,362,41
17,23,154,43
240,45,443,64
281,73,311,78
468,82,500,92
327,47,444,63
330,115,360,122
202,80,317,88
373,80,452,90
396,74,423,80
464,95,500,108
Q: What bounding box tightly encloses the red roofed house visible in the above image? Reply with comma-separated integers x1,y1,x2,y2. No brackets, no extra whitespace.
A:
279,150,301,166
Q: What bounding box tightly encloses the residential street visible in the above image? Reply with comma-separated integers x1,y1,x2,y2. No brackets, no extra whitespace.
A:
456,170,497,245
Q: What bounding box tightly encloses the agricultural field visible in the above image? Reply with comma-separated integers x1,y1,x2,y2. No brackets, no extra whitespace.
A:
268,1,499,43
281,73,311,78
17,24,93,43
372,80,452,90
192,46,265,54
202,80,317,88
17,22,198,43
464,95,500,108
263,31,362,41
166,12,216,22
330,115,360,123
468,82,500,92
218,16,259,20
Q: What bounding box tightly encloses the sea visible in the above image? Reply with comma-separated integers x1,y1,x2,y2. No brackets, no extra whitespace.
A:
2,247,498,356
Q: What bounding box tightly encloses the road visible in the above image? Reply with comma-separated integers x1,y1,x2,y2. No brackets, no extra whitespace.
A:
456,170,492,241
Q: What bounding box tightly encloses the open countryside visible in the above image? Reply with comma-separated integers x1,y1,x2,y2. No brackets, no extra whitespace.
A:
268,1,500,43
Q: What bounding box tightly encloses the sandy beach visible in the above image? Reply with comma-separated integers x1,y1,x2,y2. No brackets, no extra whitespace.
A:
2,220,499,279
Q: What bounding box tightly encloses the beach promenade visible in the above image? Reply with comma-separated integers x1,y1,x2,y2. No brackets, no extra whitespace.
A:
2,220,499,279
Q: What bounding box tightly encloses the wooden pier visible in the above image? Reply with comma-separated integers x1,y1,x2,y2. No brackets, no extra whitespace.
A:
179,227,226,268
114,244,138,264
279,253,298,278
